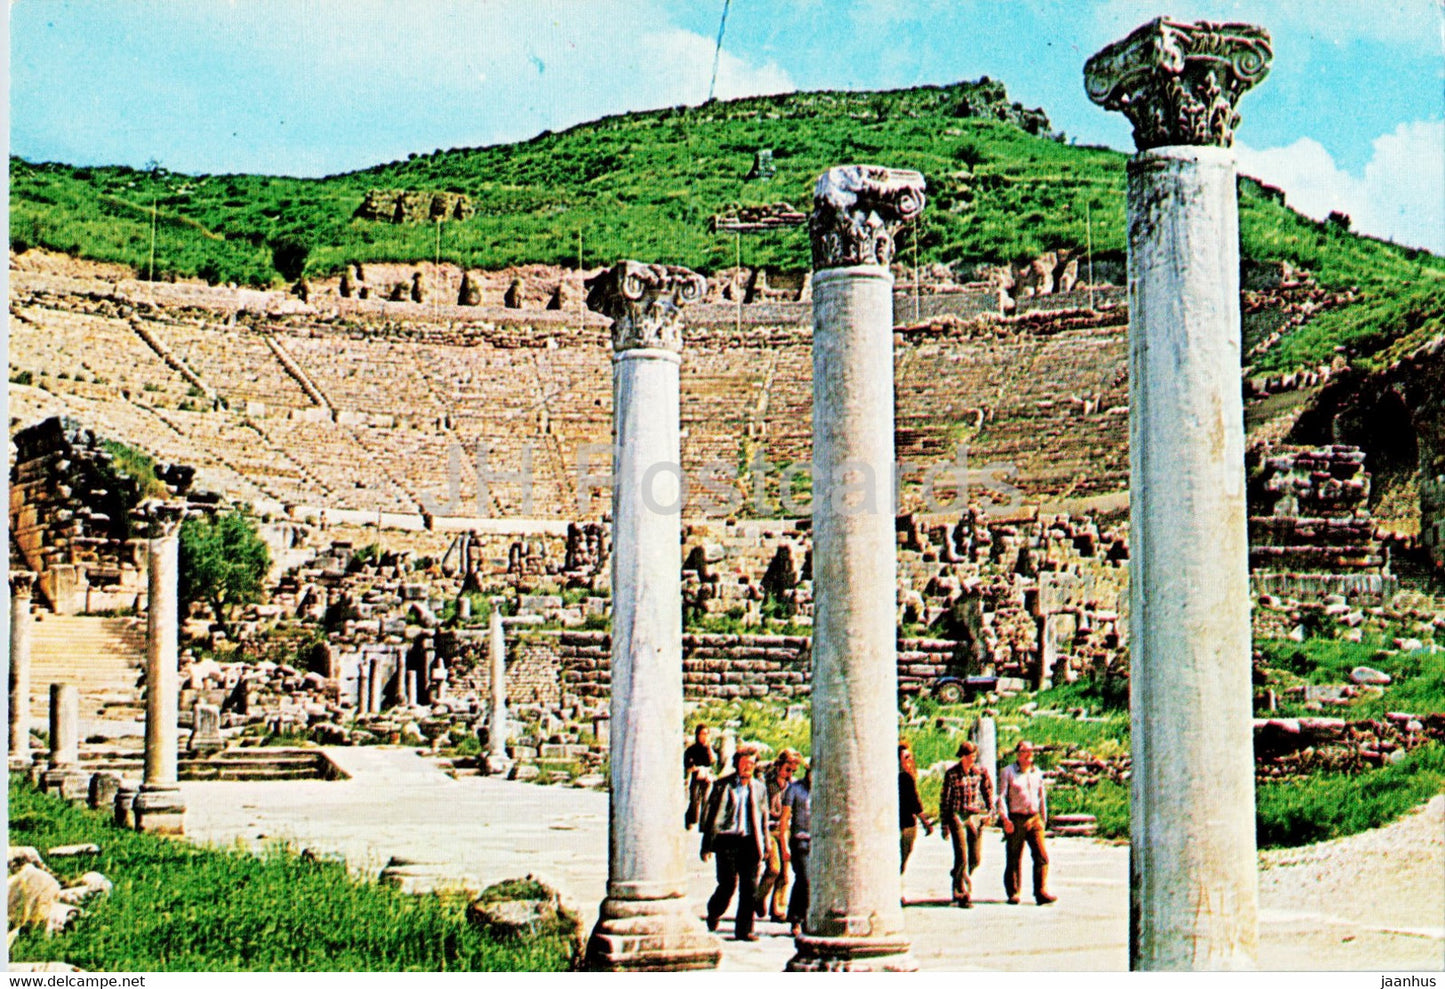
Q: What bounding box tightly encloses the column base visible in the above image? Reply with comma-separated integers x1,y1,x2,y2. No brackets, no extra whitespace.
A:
40,767,88,801
786,932,917,972
585,894,721,972
9,754,35,773
133,784,187,835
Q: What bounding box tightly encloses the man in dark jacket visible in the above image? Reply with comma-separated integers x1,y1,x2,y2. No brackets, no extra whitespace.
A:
700,744,769,941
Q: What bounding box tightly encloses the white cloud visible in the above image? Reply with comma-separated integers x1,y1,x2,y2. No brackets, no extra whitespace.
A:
636,28,795,105
1237,120,1444,254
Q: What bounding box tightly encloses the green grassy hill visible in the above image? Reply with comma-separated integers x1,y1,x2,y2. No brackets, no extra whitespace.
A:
10,78,1443,373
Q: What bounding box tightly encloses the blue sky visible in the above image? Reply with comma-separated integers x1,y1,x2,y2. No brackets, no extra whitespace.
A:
9,0,1444,251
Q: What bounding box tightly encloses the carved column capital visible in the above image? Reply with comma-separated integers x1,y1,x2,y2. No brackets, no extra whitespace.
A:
1084,18,1272,150
9,571,35,597
810,165,927,270
585,261,706,354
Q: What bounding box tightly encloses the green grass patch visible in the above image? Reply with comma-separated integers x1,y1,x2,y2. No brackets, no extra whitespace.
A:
1050,779,1130,840
1256,632,1445,717
1256,743,1445,849
8,778,573,972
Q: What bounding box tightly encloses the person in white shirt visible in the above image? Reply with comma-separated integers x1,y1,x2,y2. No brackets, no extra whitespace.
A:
995,740,1057,905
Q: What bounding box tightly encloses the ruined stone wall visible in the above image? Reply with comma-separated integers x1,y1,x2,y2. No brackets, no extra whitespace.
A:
1249,445,1383,572
541,630,963,703
10,417,151,614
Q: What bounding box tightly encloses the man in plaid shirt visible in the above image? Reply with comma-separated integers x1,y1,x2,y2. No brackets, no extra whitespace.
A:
939,740,995,907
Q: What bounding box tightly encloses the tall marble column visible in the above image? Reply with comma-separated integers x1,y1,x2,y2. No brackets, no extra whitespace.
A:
135,532,186,834
485,599,512,776
583,260,720,972
1085,18,1271,970
788,165,925,972
9,571,36,770
41,684,85,798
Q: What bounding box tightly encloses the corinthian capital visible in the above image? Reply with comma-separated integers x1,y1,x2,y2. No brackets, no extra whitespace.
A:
585,260,707,354
10,571,35,597
810,165,927,270
1084,18,1272,150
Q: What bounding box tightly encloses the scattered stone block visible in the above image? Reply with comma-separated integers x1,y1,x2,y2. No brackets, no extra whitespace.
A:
8,863,62,931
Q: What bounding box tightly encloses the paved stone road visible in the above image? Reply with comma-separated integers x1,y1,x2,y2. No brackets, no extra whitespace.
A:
178,747,1442,972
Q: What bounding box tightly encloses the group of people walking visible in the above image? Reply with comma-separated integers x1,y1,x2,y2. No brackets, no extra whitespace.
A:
686,723,1054,942
902,737,1056,907
686,725,810,940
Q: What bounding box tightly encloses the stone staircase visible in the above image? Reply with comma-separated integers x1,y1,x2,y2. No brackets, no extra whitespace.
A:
79,746,345,782
29,613,148,724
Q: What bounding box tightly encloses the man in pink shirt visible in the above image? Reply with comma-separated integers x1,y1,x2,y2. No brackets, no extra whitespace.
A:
995,740,1057,905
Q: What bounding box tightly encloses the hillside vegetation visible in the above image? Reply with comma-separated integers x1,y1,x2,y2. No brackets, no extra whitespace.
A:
10,78,1443,373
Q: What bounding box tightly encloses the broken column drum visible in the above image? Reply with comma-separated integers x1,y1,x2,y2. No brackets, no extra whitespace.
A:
9,571,36,769
41,683,84,798
1085,18,1271,971
135,532,187,834
788,165,925,973
583,260,720,972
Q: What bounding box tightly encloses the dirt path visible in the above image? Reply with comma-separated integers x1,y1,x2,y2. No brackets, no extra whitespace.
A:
1257,794,1444,970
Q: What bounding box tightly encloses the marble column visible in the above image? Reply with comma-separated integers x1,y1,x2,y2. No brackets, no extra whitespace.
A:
583,260,719,972
357,664,371,714
485,599,512,776
135,532,186,834
972,714,998,798
1086,18,1271,971
41,683,85,798
9,571,36,770
369,658,384,712
788,165,925,972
